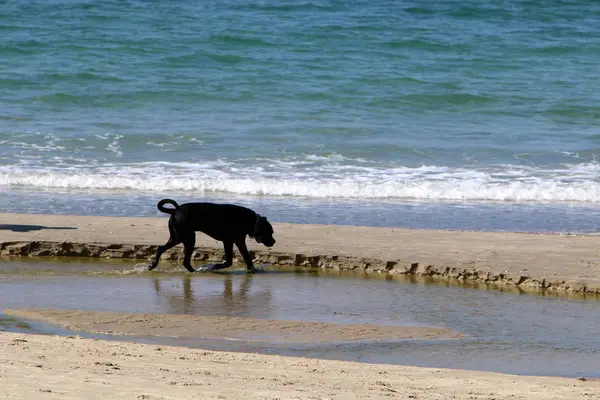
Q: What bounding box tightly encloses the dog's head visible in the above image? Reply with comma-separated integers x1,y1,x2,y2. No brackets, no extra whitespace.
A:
252,215,276,248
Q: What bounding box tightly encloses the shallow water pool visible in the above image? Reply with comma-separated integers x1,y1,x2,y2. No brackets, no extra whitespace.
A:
0,258,599,377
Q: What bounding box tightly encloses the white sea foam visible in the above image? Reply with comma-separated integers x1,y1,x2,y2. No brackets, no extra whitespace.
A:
0,161,600,203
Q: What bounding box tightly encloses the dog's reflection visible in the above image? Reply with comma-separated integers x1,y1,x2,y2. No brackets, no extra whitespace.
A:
151,274,272,318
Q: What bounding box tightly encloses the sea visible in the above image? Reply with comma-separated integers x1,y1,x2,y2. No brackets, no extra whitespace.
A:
2,0,600,233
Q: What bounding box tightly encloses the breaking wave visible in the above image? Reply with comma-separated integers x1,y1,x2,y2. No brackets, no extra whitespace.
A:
1,160,600,203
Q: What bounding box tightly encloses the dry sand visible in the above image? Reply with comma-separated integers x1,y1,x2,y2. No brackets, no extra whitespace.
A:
1,331,598,400
2,308,463,342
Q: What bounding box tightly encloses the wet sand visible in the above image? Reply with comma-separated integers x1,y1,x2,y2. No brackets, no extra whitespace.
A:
1,331,598,400
2,308,463,342
1,213,600,294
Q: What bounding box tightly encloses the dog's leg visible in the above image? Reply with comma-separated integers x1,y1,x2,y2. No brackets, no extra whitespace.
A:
200,241,234,271
235,239,256,272
148,236,180,271
181,234,197,273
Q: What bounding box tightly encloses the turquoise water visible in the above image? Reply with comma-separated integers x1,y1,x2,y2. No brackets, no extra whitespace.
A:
2,1,600,231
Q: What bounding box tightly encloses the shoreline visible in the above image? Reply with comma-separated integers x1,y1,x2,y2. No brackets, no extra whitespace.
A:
1,213,600,296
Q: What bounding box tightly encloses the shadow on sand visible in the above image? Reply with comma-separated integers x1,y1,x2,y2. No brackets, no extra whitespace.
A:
0,224,78,233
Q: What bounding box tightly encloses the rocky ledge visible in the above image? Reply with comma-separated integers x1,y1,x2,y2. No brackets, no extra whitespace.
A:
1,240,598,297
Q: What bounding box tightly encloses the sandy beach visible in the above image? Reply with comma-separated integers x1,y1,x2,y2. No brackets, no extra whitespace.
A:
1,331,598,400
2,213,600,399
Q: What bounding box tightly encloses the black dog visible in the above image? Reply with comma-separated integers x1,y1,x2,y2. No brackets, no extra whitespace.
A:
148,199,276,273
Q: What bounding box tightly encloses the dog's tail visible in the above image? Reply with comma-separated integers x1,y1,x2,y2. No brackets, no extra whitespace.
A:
157,199,179,215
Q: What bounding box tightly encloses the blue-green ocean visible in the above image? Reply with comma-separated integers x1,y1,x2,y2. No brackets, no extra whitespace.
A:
2,0,600,232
